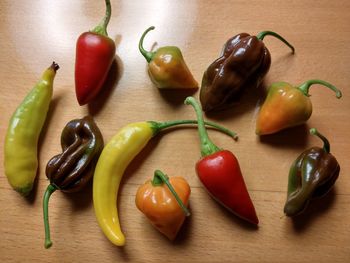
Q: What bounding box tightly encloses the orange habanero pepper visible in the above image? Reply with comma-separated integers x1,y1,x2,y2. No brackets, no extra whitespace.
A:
135,170,191,241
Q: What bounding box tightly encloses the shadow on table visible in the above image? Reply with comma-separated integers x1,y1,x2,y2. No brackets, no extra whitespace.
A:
289,187,338,233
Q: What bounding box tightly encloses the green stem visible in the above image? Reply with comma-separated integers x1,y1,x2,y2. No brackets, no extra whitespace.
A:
139,26,156,63
92,0,111,36
43,184,58,249
310,128,330,153
184,97,221,157
256,31,295,54
149,119,238,139
152,170,190,217
298,79,342,98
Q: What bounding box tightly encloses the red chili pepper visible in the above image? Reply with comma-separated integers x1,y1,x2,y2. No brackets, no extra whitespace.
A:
185,97,258,225
75,0,116,105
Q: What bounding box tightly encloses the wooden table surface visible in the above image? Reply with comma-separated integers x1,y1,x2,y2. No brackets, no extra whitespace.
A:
1,1,349,262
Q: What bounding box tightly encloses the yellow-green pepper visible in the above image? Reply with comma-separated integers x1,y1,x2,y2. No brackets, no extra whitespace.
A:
4,62,59,195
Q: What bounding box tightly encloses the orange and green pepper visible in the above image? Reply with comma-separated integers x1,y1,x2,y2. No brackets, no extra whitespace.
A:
139,26,198,89
256,79,342,135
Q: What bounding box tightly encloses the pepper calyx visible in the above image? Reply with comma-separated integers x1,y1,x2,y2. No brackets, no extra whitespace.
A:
184,97,222,157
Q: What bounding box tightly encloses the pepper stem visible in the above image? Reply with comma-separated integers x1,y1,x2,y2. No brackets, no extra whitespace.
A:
297,79,342,98
152,170,190,217
256,31,295,54
184,97,221,157
92,0,111,36
310,128,330,153
49,62,60,72
139,26,156,63
43,184,58,249
149,119,238,139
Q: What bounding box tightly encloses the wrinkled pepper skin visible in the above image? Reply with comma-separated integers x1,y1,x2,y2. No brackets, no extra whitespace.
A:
75,0,115,105
136,170,191,240
256,80,342,135
200,31,294,112
4,62,59,196
139,26,198,89
284,128,340,216
46,116,104,192
185,97,258,225
43,116,104,248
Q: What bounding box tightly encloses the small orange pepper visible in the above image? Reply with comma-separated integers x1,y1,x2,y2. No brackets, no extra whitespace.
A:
256,79,342,135
135,170,191,240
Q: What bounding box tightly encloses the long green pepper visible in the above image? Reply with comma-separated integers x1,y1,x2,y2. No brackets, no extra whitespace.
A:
4,62,59,195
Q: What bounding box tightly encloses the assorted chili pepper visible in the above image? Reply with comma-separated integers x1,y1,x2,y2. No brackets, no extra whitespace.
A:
139,26,198,89
75,0,116,105
284,128,340,217
4,62,59,196
184,97,259,225
135,170,191,240
43,116,104,248
2,0,346,248
256,79,342,135
93,119,237,246
200,31,294,112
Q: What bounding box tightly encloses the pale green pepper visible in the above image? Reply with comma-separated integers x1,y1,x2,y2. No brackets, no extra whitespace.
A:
4,62,59,195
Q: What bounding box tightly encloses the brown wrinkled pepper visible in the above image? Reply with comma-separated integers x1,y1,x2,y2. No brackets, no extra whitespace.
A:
200,31,294,112
43,116,104,248
284,128,340,217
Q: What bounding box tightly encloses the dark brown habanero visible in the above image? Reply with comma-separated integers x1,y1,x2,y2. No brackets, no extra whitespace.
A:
200,31,294,112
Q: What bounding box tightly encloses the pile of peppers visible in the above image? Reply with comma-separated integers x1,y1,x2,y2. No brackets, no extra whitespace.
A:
3,0,344,251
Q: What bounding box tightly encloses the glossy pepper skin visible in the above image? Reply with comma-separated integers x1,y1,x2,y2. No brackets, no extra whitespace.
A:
4,62,59,196
200,31,294,112
139,26,198,89
284,128,340,216
75,0,116,105
93,119,237,246
256,80,342,135
135,170,191,240
43,116,104,248
185,97,258,225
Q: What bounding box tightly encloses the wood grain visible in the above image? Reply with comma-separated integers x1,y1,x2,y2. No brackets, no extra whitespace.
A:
1,0,349,262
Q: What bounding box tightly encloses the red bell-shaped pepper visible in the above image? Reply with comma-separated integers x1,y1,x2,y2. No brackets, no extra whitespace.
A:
185,97,258,225
75,0,116,105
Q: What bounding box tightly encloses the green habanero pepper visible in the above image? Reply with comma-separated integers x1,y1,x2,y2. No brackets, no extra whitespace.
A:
4,62,59,195
139,26,198,89
284,128,340,217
